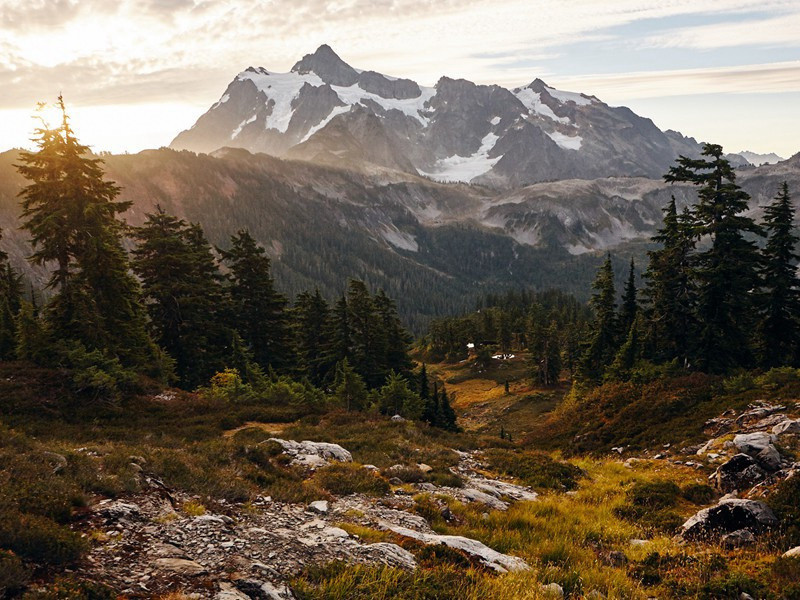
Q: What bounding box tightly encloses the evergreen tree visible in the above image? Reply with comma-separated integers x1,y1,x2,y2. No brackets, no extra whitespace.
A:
133,208,229,387
374,289,413,376
327,295,351,365
347,280,385,387
436,383,458,431
578,254,619,382
378,371,422,419
333,358,368,411
757,182,800,367
294,289,335,385
642,197,696,365
665,143,763,372
0,232,22,359
606,315,643,382
220,230,290,371
15,97,159,373
618,258,637,335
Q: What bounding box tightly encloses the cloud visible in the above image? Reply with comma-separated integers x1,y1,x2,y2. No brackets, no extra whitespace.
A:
549,61,800,101
643,10,800,49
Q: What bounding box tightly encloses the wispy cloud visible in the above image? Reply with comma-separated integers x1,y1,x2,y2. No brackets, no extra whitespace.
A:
550,60,800,100
643,10,800,49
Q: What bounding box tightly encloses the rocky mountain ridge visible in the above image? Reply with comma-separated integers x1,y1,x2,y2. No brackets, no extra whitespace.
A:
171,45,707,188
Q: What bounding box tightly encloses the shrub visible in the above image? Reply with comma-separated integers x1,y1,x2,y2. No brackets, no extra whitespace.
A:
0,511,88,565
722,371,756,394
755,366,800,389
771,556,800,599
698,573,765,600
628,481,680,509
682,483,715,505
313,464,390,497
482,449,582,491
0,550,28,596
614,480,683,535
768,473,800,546
21,577,116,599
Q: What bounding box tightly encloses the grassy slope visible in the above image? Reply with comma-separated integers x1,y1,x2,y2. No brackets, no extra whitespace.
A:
2,359,800,598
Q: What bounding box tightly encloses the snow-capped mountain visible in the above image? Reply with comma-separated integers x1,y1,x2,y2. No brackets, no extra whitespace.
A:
171,45,702,188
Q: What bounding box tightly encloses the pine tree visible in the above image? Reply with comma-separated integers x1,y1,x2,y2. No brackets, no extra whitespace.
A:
294,289,335,385
0,232,22,359
378,371,422,419
606,315,643,382
642,197,696,365
15,97,159,373
436,383,458,431
347,280,385,387
618,258,637,335
333,358,368,411
665,143,763,372
374,289,413,376
757,182,800,367
220,230,290,372
578,254,619,383
133,208,229,387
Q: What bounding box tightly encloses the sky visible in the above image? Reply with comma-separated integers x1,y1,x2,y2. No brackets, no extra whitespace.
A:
1,0,799,157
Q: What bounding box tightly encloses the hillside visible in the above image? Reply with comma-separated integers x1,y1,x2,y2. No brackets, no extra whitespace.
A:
2,147,798,330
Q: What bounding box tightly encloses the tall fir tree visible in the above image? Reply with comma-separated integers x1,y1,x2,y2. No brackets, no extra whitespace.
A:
219,230,290,372
15,97,160,373
0,231,23,359
757,182,800,367
347,280,385,387
294,289,335,386
578,254,619,383
332,358,368,411
642,198,696,365
133,208,229,387
374,289,413,377
665,143,762,373
618,258,638,336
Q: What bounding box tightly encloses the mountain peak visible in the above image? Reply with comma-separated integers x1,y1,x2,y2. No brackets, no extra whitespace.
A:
291,44,359,87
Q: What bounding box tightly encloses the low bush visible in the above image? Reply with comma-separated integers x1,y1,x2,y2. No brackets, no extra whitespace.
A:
0,511,88,566
482,448,582,491
681,483,715,505
21,577,116,600
312,463,390,497
614,480,683,535
698,573,765,600
0,549,28,596
768,473,800,546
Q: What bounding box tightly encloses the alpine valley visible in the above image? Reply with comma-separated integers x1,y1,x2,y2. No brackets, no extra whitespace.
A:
0,45,797,329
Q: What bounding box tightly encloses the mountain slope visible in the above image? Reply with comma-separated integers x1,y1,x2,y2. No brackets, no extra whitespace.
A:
171,45,702,188
2,148,798,330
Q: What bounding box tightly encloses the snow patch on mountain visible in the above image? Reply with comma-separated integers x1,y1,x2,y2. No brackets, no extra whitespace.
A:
547,131,583,150
513,88,569,124
238,69,325,133
231,114,257,139
545,86,592,106
300,105,352,143
421,132,501,183
330,83,436,126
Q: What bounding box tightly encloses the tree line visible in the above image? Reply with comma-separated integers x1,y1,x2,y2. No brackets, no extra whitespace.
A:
0,98,456,430
579,144,799,383
420,144,800,388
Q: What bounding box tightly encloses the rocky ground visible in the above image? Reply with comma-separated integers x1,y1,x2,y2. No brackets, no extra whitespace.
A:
18,400,800,599
47,440,540,599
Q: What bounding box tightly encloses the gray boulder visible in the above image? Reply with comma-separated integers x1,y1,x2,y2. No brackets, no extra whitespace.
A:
733,432,782,471
773,419,800,436
681,498,777,540
715,453,766,493
721,529,755,548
